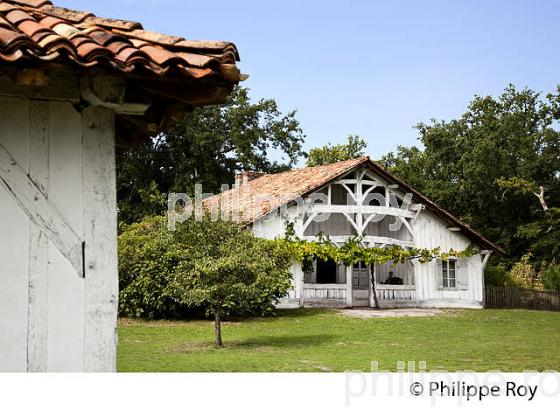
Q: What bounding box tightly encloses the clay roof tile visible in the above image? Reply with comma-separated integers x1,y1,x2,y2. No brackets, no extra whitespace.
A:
0,0,240,90
5,9,34,25
17,19,49,37
9,0,52,7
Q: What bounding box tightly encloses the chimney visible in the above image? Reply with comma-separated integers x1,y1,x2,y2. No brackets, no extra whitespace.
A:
235,170,266,186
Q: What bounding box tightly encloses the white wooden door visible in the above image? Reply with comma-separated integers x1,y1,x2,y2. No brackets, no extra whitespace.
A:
352,262,370,306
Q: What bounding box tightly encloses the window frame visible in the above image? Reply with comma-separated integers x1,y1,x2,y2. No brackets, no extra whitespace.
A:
441,259,457,290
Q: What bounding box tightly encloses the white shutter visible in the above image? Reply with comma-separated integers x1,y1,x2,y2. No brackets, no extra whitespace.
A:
337,264,346,284
436,259,443,290
457,259,469,290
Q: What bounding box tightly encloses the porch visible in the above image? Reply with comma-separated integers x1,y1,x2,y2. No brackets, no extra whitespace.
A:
300,259,418,308
301,283,417,307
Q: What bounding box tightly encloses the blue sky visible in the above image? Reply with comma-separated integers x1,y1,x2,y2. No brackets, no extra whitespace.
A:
61,1,560,163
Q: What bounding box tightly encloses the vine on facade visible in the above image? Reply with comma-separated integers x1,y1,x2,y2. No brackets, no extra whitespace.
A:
276,222,478,274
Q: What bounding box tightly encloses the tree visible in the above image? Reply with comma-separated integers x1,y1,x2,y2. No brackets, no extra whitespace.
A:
497,177,560,263
172,218,292,347
306,134,367,167
379,85,560,266
117,86,306,224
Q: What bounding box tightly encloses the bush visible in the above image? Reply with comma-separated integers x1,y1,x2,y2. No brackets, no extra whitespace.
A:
118,216,188,318
484,263,517,287
118,215,293,320
510,254,542,289
541,264,560,291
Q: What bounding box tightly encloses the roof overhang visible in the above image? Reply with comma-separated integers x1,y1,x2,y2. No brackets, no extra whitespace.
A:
0,0,242,144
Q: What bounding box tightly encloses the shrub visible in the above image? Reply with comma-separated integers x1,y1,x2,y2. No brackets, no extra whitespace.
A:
118,215,293,322
510,254,542,289
484,263,517,287
541,264,560,291
118,216,188,318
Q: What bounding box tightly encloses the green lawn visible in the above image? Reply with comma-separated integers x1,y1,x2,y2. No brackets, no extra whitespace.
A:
117,309,560,372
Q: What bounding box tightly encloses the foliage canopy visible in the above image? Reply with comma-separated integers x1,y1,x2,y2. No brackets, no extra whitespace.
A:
380,85,560,269
117,86,306,224
306,134,367,166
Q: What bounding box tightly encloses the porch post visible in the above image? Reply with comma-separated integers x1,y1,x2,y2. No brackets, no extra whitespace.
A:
345,265,352,307
293,263,305,307
369,264,375,308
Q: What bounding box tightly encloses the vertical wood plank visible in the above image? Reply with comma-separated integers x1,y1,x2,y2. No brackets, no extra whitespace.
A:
27,100,49,372
0,96,30,371
47,101,84,371
82,106,118,372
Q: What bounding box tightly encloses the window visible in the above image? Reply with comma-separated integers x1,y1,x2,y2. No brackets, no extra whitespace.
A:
316,258,338,284
442,260,456,289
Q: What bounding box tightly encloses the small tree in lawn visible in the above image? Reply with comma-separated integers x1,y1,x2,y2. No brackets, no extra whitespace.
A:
172,218,292,348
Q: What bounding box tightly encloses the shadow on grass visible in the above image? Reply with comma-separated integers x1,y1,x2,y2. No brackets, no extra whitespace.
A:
226,307,331,323
232,333,335,348
169,333,336,354
120,307,329,327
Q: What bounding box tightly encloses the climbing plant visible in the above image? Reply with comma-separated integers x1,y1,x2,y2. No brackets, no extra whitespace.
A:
275,222,478,273
274,227,479,309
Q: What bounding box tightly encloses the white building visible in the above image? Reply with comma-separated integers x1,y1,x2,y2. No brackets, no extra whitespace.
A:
0,0,240,371
211,157,502,309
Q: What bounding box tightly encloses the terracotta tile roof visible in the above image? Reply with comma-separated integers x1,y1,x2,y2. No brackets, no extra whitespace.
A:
205,157,369,223
206,157,503,253
0,0,240,81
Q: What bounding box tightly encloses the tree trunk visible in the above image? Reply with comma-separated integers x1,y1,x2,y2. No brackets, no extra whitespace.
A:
370,264,380,309
214,308,223,348
534,186,549,213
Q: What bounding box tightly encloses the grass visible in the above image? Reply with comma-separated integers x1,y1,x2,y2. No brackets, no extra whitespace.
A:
117,308,560,372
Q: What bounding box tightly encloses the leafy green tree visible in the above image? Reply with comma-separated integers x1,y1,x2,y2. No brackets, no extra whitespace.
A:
379,85,560,265
117,86,306,224
118,215,292,346
172,222,292,347
306,134,367,167
497,178,560,263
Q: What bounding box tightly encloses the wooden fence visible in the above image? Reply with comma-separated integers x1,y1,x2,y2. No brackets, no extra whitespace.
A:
485,287,560,312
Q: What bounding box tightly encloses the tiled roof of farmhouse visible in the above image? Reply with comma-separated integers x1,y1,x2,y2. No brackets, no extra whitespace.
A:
206,157,503,253
0,0,240,80
206,157,367,224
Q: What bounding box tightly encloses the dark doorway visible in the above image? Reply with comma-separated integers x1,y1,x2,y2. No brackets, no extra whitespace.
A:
316,258,337,283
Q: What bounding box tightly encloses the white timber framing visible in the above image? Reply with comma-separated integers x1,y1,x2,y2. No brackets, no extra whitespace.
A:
82,106,119,372
302,166,416,243
26,100,50,371
80,76,150,116
0,68,123,372
0,140,85,278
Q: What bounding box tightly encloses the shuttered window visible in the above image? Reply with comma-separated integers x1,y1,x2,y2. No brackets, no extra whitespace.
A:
437,258,469,290
442,260,456,289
